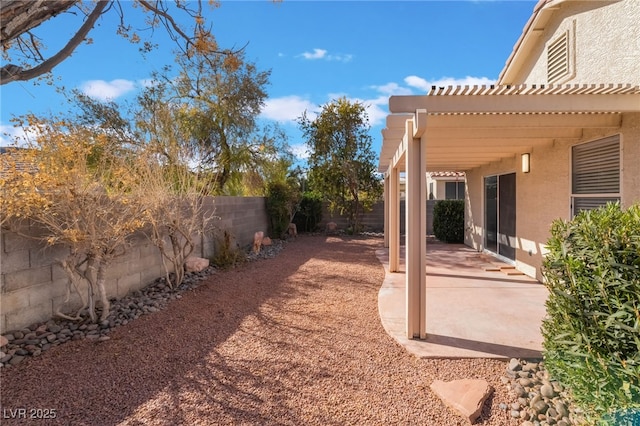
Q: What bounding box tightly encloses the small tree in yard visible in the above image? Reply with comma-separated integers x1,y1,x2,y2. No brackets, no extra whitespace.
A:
134,89,220,288
133,150,217,289
298,97,382,234
0,114,145,322
266,179,300,238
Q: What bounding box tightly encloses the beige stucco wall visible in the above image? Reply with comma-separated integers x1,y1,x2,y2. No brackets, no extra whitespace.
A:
510,0,640,85
465,112,640,281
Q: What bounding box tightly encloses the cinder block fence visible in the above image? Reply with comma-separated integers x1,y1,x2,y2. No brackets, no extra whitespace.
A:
1,196,433,333
0,196,269,334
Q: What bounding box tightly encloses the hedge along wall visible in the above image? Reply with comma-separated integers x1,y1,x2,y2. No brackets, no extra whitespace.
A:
0,196,269,334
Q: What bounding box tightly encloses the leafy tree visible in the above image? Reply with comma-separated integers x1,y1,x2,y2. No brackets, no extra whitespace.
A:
298,97,382,234
222,124,293,196
265,169,302,238
292,192,323,233
140,47,277,193
1,0,236,85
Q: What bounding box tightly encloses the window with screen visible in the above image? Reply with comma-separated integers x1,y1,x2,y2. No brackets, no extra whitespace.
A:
571,135,620,215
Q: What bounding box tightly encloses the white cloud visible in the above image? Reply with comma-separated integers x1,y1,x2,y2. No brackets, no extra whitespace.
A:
370,82,414,97
404,75,496,92
80,79,136,101
261,95,318,123
290,143,309,160
364,96,391,127
299,48,352,62
0,123,37,146
302,48,327,60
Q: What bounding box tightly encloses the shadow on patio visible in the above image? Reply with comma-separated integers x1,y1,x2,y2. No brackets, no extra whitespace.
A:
376,240,549,359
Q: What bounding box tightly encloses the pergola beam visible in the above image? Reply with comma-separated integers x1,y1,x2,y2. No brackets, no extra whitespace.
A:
390,93,640,114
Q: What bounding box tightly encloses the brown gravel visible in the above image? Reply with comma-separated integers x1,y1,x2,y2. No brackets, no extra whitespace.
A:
0,235,519,425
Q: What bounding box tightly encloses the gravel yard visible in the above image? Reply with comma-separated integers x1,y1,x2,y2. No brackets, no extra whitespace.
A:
0,235,520,425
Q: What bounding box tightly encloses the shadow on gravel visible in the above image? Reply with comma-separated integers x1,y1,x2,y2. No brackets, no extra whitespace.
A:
0,235,384,425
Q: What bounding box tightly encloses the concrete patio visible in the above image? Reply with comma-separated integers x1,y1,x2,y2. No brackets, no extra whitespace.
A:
376,240,549,359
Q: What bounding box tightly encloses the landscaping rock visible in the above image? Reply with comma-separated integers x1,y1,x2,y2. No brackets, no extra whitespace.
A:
430,379,493,424
185,256,209,272
0,240,286,369
508,358,522,372
503,359,583,426
540,383,556,398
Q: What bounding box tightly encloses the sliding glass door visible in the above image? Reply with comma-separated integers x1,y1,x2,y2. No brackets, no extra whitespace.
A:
484,173,516,261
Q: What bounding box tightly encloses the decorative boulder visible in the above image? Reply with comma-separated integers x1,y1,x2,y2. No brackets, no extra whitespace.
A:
325,222,337,234
262,236,272,246
430,379,493,424
288,223,298,238
253,231,264,253
185,257,210,273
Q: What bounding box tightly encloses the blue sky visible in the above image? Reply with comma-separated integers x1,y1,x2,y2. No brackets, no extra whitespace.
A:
0,0,537,163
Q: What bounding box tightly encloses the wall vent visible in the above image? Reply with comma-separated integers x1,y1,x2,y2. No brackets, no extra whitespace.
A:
547,31,569,83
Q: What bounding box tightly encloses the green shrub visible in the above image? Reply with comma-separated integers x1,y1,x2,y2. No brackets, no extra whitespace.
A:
292,192,323,232
433,200,464,243
211,230,245,269
266,181,299,238
542,202,640,424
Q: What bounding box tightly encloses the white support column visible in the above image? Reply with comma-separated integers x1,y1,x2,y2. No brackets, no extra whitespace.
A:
389,166,400,272
405,118,427,340
383,173,390,248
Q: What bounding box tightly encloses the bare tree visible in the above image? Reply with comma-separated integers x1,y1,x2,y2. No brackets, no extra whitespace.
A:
134,150,217,289
1,0,234,85
0,115,145,322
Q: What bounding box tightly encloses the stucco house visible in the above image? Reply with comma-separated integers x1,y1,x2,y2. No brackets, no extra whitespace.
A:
379,0,640,339
426,172,465,200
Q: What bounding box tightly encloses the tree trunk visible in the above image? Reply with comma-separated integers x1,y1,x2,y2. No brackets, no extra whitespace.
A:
83,257,98,322
56,257,89,320
1,1,78,44
95,261,110,321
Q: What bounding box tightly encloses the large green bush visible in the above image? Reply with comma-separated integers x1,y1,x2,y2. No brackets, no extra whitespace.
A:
266,181,299,238
433,200,464,243
292,192,323,233
542,202,640,424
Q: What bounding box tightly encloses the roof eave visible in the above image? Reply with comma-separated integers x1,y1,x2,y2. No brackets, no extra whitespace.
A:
498,0,561,84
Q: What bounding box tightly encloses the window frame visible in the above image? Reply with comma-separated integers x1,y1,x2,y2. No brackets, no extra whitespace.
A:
570,134,621,216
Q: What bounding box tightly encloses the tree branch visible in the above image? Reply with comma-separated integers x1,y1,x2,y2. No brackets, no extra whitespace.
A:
1,0,77,46
0,0,110,85
137,0,193,48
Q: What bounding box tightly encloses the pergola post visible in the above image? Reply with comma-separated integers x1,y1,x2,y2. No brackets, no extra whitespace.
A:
383,175,390,248
388,166,400,272
405,117,427,340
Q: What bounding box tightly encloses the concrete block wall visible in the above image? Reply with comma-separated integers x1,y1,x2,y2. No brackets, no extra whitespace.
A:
0,196,269,334
318,200,436,235
318,201,385,232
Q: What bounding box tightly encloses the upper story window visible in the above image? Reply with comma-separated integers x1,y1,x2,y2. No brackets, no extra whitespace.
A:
548,31,570,83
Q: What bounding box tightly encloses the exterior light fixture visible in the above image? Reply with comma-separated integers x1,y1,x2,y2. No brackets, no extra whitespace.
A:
522,153,531,173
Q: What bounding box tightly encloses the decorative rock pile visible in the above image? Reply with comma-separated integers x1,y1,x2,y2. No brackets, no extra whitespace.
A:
0,240,286,368
500,358,583,426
